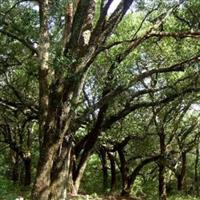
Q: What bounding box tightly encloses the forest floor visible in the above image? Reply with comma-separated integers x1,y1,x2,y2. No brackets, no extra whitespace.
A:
68,194,144,200
104,196,142,200
67,193,200,200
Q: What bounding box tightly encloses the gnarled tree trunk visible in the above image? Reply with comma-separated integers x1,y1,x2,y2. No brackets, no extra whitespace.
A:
31,0,134,199
49,141,72,200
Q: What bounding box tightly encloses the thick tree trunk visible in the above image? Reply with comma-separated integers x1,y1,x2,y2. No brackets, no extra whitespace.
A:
32,123,72,198
49,141,72,200
32,146,57,199
48,137,87,198
31,1,134,199
158,129,167,200
32,59,90,200
31,0,52,198
177,152,186,191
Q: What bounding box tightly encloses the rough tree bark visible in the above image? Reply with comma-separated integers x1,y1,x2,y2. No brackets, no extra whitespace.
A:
31,1,135,199
49,140,72,199
31,1,53,198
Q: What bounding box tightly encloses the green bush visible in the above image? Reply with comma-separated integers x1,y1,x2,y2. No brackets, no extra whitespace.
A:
0,175,30,200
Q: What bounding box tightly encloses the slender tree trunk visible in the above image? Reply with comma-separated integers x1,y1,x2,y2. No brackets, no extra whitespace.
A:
118,149,130,196
195,145,199,196
99,148,108,191
11,153,20,182
177,152,186,191
66,156,88,196
23,124,32,186
23,156,32,186
159,163,166,200
126,156,160,193
177,175,183,191
68,105,108,195
108,152,116,192
158,129,167,200
71,158,88,195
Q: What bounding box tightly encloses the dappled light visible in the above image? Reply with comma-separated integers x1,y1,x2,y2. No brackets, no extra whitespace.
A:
0,0,200,199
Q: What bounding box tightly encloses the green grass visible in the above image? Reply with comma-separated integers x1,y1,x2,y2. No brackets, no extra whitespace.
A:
0,175,199,200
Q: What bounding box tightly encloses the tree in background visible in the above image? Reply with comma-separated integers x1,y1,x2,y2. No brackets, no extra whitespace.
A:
0,0,200,200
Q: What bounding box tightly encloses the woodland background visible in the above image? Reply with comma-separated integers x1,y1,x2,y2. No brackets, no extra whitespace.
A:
0,0,200,199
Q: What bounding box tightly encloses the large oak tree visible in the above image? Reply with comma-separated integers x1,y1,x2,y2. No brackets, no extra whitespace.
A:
0,0,200,200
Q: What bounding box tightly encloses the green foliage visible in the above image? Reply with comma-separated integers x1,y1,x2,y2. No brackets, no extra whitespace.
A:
0,0,200,199
169,194,200,200
0,175,30,200
80,155,104,194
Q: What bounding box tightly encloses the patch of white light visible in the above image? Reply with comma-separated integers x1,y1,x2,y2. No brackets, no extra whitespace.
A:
19,1,39,11
108,0,121,14
108,0,135,14
191,104,200,111
185,103,200,119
